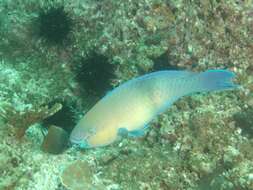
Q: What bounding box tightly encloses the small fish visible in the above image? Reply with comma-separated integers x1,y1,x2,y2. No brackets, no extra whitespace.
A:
70,70,239,148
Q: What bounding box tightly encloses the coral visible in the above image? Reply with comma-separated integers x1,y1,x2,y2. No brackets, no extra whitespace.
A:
0,57,74,111
61,160,105,190
98,142,199,190
1,103,62,138
0,57,76,139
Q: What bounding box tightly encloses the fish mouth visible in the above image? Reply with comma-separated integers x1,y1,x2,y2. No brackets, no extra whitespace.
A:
69,132,82,143
70,137,83,144
70,135,91,149
69,127,88,144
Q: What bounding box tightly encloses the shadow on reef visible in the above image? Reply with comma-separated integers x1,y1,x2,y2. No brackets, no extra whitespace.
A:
196,161,235,190
233,106,253,138
42,100,77,134
151,50,181,71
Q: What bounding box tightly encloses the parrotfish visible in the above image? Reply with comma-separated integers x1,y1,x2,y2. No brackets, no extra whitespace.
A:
70,69,238,148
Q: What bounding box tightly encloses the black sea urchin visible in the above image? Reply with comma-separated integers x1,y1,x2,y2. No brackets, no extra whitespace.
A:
74,52,116,98
38,6,72,44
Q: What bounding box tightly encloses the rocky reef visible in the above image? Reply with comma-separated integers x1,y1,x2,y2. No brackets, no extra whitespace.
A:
0,0,253,189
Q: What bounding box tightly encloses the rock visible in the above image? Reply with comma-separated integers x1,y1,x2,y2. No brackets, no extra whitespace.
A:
42,125,69,154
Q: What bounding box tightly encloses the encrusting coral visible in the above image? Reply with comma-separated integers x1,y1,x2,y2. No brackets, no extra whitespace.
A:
1,103,62,138
61,160,105,190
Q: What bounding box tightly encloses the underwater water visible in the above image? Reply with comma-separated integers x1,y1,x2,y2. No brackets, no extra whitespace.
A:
0,0,253,190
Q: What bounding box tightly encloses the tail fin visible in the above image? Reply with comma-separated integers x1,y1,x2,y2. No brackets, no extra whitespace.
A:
192,70,239,93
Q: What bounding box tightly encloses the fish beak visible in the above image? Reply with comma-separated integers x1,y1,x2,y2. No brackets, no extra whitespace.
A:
70,137,91,149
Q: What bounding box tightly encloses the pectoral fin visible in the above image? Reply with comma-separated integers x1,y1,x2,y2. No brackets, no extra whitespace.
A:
129,125,149,137
117,125,149,138
117,127,129,138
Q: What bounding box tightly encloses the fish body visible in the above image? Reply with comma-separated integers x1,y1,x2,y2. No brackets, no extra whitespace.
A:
70,70,238,148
